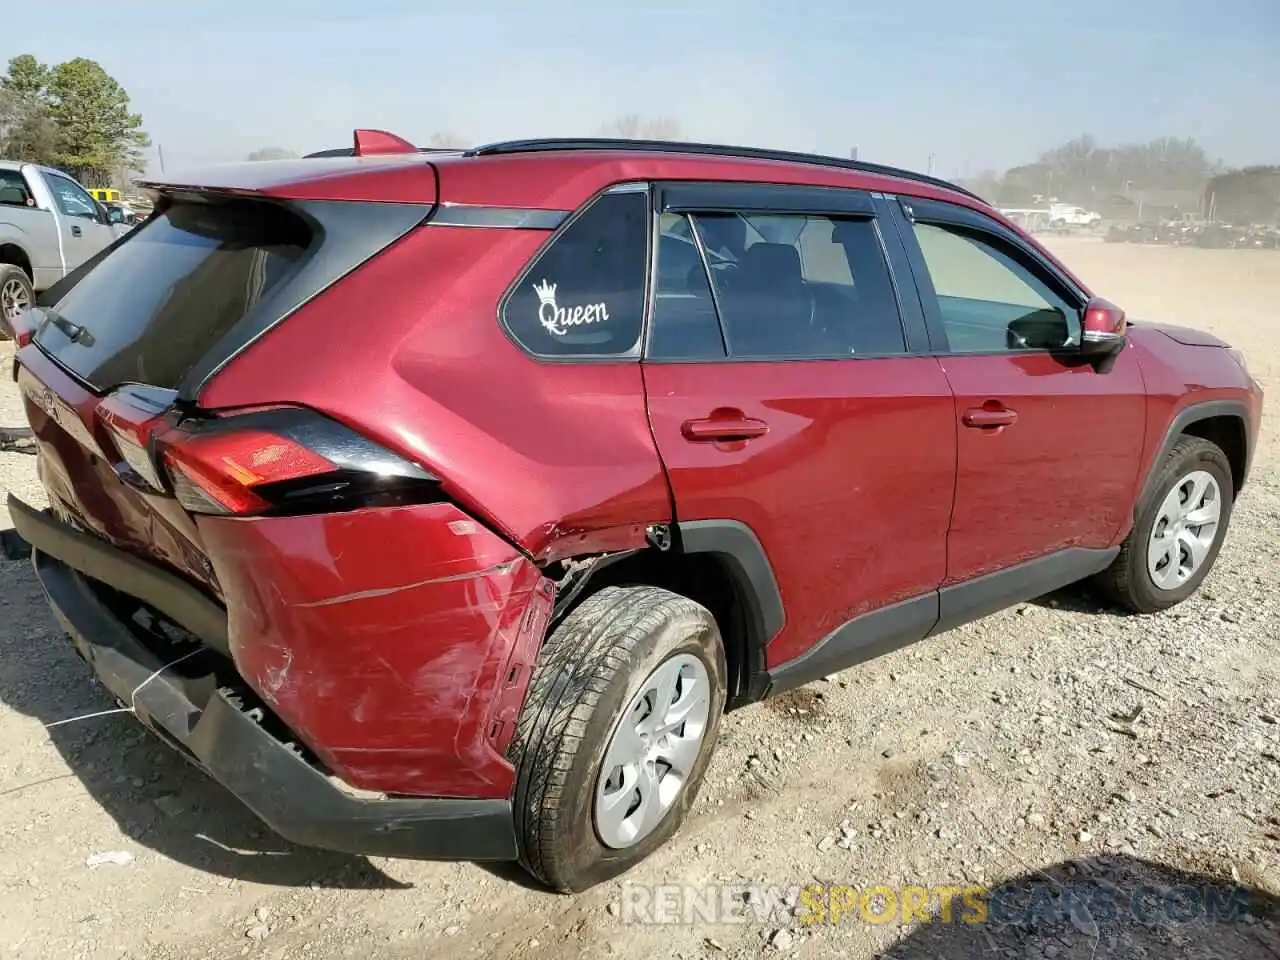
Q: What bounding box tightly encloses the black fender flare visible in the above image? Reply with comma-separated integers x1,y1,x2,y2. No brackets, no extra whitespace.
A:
677,520,784,704
1136,399,1252,513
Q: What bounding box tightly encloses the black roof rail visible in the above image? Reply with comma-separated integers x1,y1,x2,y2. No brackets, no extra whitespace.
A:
301,147,462,159
465,138,982,202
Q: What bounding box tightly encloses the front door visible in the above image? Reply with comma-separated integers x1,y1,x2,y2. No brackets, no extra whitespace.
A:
642,182,957,672
889,196,1147,589
43,171,115,270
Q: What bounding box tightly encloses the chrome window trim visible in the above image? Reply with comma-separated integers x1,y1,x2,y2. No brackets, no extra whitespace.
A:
430,203,568,230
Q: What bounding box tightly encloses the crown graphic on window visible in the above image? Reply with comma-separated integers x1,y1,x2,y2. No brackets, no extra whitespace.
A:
532,279,558,306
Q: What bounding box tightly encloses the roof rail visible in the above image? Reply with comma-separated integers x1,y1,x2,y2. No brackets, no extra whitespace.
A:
465,138,982,202
304,147,358,158
302,145,463,159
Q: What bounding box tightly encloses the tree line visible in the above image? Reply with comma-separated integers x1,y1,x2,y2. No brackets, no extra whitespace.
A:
956,134,1277,223
0,54,149,188
1204,165,1280,225
959,135,1221,206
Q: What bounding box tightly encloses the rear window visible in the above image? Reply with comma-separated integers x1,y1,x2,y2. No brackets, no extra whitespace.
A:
34,200,312,390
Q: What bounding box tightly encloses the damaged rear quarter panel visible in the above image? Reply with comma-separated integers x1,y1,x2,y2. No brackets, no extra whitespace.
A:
197,501,553,799
195,224,673,564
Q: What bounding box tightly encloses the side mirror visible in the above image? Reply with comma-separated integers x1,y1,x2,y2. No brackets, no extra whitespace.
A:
1081,296,1127,358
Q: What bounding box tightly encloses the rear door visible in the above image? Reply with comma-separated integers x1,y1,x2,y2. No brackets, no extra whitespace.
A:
642,182,957,670
886,195,1146,587
39,170,116,269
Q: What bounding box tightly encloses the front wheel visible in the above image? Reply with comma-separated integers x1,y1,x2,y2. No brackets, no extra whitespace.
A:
511,585,726,892
1095,436,1234,613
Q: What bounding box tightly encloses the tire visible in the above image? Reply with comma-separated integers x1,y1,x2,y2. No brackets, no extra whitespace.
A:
0,263,35,341
511,584,727,892
1095,436,1234,614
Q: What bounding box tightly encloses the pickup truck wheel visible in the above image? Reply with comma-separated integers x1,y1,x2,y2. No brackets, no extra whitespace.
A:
0,264,34,340
511,585,726,892
1096,436,1234,613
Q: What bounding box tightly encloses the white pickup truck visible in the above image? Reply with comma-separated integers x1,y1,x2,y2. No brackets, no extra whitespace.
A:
0,160,131,336
1048,202,1103,228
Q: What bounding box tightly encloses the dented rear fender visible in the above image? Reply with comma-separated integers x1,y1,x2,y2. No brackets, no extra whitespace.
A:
197,501,554,800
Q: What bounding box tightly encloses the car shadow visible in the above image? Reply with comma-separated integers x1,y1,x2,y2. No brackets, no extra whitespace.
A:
476,859,548,890
886,854,1279,959
0,551,408,890
1030,582,1113,615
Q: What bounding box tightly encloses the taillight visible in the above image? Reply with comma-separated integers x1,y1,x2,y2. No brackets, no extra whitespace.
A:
10,307,39,348
100,400,441,517
159,407,442,516
162,427,337,514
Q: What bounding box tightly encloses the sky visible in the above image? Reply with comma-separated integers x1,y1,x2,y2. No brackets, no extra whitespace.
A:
6,0,1279,177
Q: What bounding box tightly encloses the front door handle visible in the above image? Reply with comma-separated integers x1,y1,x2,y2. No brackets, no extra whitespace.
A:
962,404,1018,429
681,412,769,442
70,224,83,237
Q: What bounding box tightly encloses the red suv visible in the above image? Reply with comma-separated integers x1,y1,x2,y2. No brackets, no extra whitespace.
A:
7,132,1262,891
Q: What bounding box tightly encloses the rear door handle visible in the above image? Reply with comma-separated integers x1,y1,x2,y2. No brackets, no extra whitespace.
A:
70,224,82,237
681,413,769,442
962,405,1018,429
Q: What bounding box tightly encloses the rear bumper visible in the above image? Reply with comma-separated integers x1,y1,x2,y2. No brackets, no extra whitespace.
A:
8,493,231,656
10,495,519,861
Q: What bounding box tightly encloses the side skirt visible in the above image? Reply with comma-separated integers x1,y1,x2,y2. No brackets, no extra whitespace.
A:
766,547,1118,695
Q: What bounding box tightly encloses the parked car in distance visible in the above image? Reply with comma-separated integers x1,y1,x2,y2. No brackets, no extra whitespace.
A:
1108,220,1279,250
7,131,1263,892
1049,202,1103,229
0,161,130,337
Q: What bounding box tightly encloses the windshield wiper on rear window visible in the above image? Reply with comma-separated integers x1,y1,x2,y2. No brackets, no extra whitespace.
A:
37,309,96,348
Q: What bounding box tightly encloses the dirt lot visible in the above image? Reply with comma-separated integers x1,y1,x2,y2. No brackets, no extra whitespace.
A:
1,239,1278,960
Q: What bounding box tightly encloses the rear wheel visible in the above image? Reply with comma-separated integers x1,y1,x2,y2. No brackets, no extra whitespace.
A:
0,264,34,340
511,585,726,892
1096,436,1234,613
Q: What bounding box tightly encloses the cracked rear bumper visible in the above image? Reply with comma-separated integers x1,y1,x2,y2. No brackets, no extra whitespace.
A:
14,495,519,861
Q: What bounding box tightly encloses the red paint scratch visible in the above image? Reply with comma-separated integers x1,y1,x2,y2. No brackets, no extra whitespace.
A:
292,561,517,609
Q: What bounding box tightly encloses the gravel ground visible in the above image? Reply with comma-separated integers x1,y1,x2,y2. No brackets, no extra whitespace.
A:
1,239,1278,960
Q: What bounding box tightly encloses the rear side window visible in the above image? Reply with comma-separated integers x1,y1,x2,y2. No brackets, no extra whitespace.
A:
650,211,906,360
502,191,648,358
0,170,32,207
35,200,312,390
649,213,726,360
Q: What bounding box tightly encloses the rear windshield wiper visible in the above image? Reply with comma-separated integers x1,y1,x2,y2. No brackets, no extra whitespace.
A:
37,310,96,348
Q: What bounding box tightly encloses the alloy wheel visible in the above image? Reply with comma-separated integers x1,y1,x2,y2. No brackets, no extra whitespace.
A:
1,277,30,323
